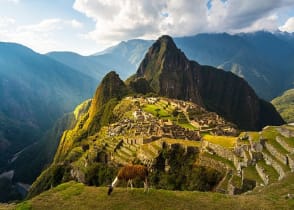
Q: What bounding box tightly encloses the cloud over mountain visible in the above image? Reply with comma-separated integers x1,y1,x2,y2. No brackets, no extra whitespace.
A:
74,0,294,45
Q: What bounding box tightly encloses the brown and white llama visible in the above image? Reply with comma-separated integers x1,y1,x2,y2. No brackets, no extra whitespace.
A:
108,164,148,195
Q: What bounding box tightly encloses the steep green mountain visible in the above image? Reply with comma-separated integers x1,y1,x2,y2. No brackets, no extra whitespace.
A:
0,42,97,201
131,35,284,130
272,89,294,123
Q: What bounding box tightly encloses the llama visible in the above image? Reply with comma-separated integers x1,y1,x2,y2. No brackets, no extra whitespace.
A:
108,164,148,195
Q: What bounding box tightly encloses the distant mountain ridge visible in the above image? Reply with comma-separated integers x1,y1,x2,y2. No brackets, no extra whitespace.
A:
47,31,294,100
47,39,153,81
0,42,97,201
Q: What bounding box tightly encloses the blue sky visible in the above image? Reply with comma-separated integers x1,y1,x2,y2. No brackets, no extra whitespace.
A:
0,0,294,55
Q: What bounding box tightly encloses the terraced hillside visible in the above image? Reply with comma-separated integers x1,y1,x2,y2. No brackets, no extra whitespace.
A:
198,125,294,194
28,95,237,197
29,91,294,199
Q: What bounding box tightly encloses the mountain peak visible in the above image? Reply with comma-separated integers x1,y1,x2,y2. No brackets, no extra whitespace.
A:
101,71,121,84
89,71,128,118
130,35,284,130
157,35,177,47
135,35,189,90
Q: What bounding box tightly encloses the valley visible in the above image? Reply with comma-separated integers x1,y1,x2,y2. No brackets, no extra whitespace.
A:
1,1,294,209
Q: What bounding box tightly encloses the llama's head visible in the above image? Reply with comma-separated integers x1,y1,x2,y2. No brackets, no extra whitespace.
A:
108,185,113,195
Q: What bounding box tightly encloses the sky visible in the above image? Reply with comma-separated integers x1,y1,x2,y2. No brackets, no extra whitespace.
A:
0,0,294,55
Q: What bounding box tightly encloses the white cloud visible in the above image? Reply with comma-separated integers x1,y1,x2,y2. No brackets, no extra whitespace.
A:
73,0,294,46
207,0,292,32
70,19,83,28
73,0,208,46
279,17,294,32
0,17,15,28
5,0,19,3
0,18,86,53
18,19,62,32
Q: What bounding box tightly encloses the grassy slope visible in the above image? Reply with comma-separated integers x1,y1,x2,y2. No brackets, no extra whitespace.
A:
3,173,293,210
203,135,237,148
272,88,294,123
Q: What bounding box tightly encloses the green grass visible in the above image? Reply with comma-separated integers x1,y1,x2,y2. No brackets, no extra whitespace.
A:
142,104,171,118
231,175,242,189
262,127,279,140
10,177,294,210
279,136,294,148
272,88,294,123
243,165,263,184
257,160,279,183
203,135,237,148
265,140,289,156
247,132,260,142
176,122,196,130
142,102,197,130
262,149,290,172
15,201,32,210
217,172,232,192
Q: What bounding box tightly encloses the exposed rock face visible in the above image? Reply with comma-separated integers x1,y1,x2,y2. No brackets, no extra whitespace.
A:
132,35,284,130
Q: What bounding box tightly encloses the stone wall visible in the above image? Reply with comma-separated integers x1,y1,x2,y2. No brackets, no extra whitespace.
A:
198,155,228,173
276,136,294,153
70,168,85,183
264,142,287,165
227,182,242,195
203,141,235,161
277,127,294,138
255,164,269,185
287,154,294,172
262,152,285,179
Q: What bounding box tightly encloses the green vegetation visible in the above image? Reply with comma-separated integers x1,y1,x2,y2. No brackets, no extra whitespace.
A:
280,136,294,148
142,100,196,130
10,173,294,210
142,104,170,118
150,143,222,191
243,166,263,184
272,88,294,123
247,132,260,142
257,161,279,183
231,175,242,188
203,135,237,148
202,152,235,169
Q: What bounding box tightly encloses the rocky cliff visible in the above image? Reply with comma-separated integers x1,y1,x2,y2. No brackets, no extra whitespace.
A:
132,35,284,130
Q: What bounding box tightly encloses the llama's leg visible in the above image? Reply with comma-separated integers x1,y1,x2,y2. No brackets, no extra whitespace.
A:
127,179,131,191
130,179,133,189
112,177,119,187
108,177,119,195
144,177,149,192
